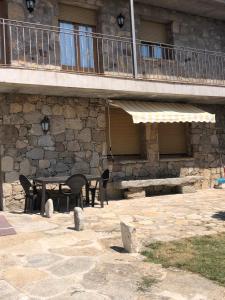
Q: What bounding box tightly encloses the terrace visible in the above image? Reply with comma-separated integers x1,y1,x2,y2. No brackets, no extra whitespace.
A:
1,189,225,299
0,18,225,88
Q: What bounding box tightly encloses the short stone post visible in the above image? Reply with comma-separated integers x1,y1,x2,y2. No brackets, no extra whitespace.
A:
45,198,54,218
120,221,138,253
74,207,84,231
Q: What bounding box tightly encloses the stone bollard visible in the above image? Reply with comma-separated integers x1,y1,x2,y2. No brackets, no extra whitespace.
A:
74,207,84,231
120,221,138,253
45,198,54,218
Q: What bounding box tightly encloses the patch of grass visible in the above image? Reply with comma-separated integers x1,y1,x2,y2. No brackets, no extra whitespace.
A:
137,276,159,292
142,233,225,286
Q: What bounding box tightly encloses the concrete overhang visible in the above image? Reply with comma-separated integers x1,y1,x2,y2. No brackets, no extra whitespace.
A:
0,68,225,104
136,0,225,20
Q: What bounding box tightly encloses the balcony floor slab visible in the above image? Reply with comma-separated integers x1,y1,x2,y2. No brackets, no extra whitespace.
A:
0,68,225,104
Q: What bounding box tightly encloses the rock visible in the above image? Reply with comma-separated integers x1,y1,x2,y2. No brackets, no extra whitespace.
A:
55,162,69,172
120,221,138,253
114,176,204,189
72,161,89,174
24,112,42,123
3,183,12,197
50,116,65,135
74,207,84,231
5,171,19,183
90,152,100,168
16,140,28,149
178,185,196,194
23,103,35,113
26,148,44,160
30,124,42,136
38,135,54,147
10,103,22,113
8,2,25,20
65,118,82,130
20,159,31,176
92,130,105,142
39,160,50,169
52,104,63,115
97,114,106,128
67,141,80,152
45,199,54,218
78,128,91,143
124,188,145,199
64,105,76,118
2,156,14,172
41,105,52,115
45,151,58,159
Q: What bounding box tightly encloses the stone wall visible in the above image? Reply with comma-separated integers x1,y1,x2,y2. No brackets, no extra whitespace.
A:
1,93,225,209
0,94,106,210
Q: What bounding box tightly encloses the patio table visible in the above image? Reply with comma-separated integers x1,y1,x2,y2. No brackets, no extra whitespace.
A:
34,175,101,216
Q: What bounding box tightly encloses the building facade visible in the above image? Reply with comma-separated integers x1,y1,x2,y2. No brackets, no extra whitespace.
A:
0,0,225,210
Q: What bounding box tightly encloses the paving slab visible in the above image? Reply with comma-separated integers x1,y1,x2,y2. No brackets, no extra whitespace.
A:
1,189,225,299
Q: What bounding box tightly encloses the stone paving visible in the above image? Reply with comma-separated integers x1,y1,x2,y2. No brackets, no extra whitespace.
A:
1,189,225,299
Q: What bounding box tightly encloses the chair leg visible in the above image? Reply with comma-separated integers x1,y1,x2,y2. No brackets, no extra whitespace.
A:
90,189,96,207
105,190,108,205
57,197,60,212
66,196,70,213
24,196,28,213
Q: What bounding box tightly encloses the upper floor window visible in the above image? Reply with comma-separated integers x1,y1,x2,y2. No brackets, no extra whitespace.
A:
59,4,97,71
139,20,172,60
59,21,95,70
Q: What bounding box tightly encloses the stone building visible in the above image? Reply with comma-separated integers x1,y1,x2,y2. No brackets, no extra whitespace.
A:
0,0,225,210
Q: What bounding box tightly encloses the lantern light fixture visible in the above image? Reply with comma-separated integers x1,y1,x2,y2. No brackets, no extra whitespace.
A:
117,13,125,28
26,0,36,13
41,116,50,134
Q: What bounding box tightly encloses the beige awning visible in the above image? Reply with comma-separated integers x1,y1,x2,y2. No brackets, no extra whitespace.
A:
112,101,216,123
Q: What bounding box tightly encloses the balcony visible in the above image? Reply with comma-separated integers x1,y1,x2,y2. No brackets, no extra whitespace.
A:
0,18,225,101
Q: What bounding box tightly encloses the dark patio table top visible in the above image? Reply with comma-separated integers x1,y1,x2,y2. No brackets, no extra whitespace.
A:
34,175,101,184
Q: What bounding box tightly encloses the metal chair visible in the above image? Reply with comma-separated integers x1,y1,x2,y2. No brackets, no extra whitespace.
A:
59,174,89,212
90,169,110,207
19,175,40,213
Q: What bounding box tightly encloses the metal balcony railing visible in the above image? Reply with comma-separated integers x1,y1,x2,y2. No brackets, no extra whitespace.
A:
0,18,225,86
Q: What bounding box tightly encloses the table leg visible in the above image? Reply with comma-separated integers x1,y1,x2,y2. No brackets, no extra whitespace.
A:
41,182,46,216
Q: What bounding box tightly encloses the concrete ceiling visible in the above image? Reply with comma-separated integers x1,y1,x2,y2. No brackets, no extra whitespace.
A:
136,0,225,20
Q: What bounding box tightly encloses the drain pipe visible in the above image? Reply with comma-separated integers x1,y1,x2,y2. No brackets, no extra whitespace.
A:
0,154,3,211
129,0,138,78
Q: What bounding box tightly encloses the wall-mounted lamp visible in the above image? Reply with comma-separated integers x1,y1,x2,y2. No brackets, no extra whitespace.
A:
26,0,36,13
117,13,125,28
41,116,50,134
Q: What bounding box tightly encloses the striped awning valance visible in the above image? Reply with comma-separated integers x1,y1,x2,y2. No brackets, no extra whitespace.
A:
112,101,215,124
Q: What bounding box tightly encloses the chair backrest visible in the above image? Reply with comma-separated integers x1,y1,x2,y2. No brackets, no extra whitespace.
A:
101,169,110,188
66,174,88,195
19,175,32,196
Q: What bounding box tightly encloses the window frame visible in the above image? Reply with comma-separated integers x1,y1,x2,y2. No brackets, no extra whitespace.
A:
140,41,174,61
106,107,146,160
158,123,192,159
59,20,98,73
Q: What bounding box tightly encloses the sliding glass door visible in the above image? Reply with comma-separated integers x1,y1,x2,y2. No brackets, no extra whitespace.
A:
60,21,96,72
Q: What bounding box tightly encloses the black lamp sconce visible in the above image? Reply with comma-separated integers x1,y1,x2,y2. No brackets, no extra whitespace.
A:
41,116,50,134
26,0,36,13
117,13,125,28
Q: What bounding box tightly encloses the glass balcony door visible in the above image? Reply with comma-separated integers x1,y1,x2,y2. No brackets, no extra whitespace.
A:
60,21,96,72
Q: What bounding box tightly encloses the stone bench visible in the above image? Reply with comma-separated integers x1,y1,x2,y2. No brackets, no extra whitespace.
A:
113,176,204,199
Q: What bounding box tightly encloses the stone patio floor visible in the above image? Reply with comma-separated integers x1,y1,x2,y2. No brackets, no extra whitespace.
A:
1,189,225,299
